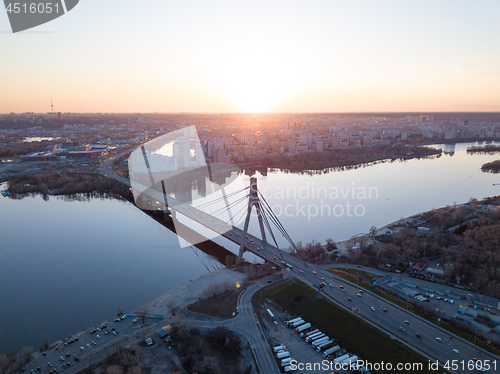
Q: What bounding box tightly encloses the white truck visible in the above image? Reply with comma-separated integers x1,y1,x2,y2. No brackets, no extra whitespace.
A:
281,357,292,366
289,319,304,328
286,317,302,326
305,332,324,342
322,345,340,358
311,336,329,347
295,322,311,333
301,328,318,338
273,344,286,352
333,354,349,364
277,351,291,359
341,355,358,367
315,340,333,352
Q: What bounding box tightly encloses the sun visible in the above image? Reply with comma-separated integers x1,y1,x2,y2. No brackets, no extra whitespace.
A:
215,44,300,113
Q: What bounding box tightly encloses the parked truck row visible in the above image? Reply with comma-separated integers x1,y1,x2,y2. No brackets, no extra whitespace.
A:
279,316,371,373
273,345,295,372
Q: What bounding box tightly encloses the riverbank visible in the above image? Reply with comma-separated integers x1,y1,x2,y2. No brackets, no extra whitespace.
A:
147,267,247,317
239,144,441,172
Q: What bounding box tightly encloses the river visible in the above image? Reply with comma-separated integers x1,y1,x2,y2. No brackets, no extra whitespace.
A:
0,191,220,353
1,141,499,353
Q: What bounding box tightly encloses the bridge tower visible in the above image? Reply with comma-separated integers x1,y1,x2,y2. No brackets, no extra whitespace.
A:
236,177,267,265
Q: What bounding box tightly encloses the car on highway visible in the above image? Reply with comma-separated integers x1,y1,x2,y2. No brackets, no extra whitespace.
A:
382,308,387,312
371,307,376,311
436,337,442,342
357,293,361,297
348,298,352,301
453,349,459,354
312,271,316,274
415,333,421,338
329,284,333,288
404,320,410,324
400,327,405,332
80,347,85,351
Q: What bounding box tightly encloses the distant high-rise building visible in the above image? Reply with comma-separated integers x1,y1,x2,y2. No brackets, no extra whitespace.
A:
315,140,323,152
207,138,215,159
144,131,148,140
173,136,191,169
262,132,269,151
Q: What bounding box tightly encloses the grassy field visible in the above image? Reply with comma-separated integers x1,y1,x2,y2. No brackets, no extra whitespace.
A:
187,289,242,319
254,279,445,374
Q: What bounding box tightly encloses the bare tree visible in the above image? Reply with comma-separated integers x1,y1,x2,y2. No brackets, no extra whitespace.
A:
106,365,124,374
136,307,148,326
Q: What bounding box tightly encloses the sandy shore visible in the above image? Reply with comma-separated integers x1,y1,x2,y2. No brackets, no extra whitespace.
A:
147,267,247,318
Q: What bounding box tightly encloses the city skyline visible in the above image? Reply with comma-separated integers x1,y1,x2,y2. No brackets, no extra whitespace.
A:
1,0,500,113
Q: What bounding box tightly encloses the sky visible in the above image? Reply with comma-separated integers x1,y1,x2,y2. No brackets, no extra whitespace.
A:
1,0,500,113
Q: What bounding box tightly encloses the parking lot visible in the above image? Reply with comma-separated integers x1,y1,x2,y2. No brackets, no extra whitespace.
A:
258,302,356,374
22,315,145,374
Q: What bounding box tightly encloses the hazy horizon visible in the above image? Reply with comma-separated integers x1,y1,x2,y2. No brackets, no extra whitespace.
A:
2,0,500,113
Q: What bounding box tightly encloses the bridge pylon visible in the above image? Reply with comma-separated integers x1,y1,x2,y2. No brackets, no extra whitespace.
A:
236,177,267,265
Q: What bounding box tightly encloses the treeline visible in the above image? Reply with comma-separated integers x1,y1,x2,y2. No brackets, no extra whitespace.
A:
0,141,60,158
252,145,441,172
82,345,143,374
467,145,500,154
7,172,132,200
171,325,251,374
353,202,500,298
0,346,33,374
481,160,500,173
294,241,332,264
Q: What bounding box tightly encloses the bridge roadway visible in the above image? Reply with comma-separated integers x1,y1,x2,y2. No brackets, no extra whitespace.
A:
106,170,500,374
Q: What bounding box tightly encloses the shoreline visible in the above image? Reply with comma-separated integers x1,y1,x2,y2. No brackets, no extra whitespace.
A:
42,267,246,350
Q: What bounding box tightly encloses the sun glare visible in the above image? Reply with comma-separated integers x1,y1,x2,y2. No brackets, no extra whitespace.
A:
216,44,300,113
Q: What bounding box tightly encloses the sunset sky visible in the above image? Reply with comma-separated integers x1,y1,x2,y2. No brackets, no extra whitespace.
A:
1,0,500,113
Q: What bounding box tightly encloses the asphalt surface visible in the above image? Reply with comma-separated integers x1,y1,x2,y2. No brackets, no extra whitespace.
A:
182,277,282,374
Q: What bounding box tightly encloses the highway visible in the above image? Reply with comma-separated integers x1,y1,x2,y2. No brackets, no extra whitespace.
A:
101,156,500,374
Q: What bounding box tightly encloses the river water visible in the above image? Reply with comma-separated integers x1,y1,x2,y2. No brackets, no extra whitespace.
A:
0,192,220,353
1,141,499,353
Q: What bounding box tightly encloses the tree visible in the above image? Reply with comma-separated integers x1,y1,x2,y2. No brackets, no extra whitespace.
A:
106,365,123,374
136,307,148,326
225,254,235,267
369,226,377,237
126,366,142,374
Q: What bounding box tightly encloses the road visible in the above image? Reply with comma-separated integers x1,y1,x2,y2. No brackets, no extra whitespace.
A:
101,157,500,374
182,276,282,374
